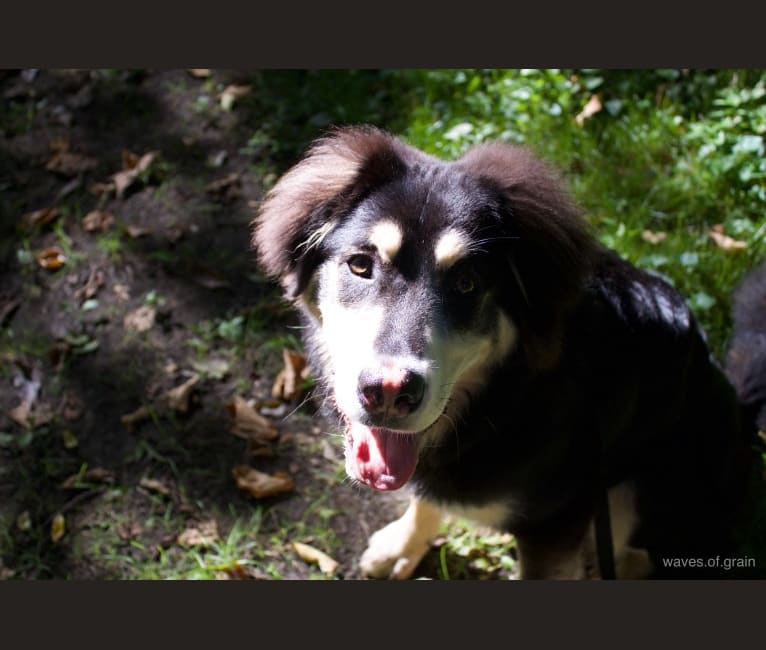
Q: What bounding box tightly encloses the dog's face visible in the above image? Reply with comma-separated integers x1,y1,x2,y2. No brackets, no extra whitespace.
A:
254,126,594,492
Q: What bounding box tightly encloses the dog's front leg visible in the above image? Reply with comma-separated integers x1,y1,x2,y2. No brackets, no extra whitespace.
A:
359,496,442,579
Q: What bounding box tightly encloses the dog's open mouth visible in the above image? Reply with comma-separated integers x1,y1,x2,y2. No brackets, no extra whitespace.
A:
345,421,420,491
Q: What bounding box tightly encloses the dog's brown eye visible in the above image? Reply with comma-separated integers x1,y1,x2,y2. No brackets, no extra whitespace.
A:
454,272,475,294
348,254,373,278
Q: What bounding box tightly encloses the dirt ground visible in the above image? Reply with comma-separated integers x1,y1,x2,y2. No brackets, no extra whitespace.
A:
0,70,515,580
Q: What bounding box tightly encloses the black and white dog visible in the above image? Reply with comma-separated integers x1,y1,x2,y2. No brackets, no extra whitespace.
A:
253,125,762,579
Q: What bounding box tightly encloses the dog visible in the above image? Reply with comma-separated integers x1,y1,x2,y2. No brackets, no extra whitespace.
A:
253,125,762,579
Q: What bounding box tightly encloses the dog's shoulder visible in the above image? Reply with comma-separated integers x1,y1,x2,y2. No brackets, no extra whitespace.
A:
578,249,697,343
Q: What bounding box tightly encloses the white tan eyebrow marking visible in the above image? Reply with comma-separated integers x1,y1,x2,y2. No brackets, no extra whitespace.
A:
369,221,403,262
434,229,468,268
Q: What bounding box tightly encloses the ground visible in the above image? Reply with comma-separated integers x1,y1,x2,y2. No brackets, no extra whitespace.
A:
0,69,517,580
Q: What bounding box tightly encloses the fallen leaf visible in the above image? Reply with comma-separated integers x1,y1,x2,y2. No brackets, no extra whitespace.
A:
271,349,309,401
20,207,59,230
50,513,66,543
292,542,339,576
8,400,32,428
248,445,275,458
219,84,251,111
709,224,747,252
88,181,115,195
220,562,267,580
74,268,105,302
116,521,143,541
164,373,199,413
232,465,294,499
126,225,149,238
206,172,240,193
226,396,279,442
121,404,152,430
124,305,156,332
177,520,219,547
188,69,211,78
575,94,603,126
36,246,66,271
139,477,171,497
113,284,130,301
81,210,114,232
111,151,157,198
641,230,667,245
192,357,230,380
8,399,53,429
60,467,115,489
16,511,31,531
46,150,97,177
59,391,84,421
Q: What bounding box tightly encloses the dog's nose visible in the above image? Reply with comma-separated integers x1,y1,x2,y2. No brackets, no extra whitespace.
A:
358,366,425,418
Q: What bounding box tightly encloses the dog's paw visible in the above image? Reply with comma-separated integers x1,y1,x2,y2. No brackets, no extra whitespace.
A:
359,517,432,580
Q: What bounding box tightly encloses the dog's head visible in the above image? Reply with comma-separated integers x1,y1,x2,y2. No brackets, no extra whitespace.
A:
253,126,596,491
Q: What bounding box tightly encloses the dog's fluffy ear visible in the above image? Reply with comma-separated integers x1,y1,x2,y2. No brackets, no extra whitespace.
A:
253,125,410,298
458,143,598,369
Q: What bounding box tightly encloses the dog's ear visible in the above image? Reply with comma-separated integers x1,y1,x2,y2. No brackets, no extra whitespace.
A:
253,125,410,298
458,143,598,369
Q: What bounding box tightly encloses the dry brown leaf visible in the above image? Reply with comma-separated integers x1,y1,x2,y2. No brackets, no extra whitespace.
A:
232,465,294,499
121,404,152,430
292,542,339,576
220,562,267,580
219,84,251,111
575,94,603,126
164,373,199,413
74,268,105,302
177,520,219,547
226,396,279,442
124,305,156,332
50,513,66,543
188,69,211,78
271,349,308,401
641,230,668,245
36,246,66,271
248,444,275,458
709,224,747,252
9,400,53,429
81,210,114,233
60,467,115,489
20,207,59,230
139,477,171,497
46,150,97,177
8,400,32,428
59,391,84,421
206,172,240,193
88,181,115,195
111,151,157,197
126,225,149,238
113,284,130,301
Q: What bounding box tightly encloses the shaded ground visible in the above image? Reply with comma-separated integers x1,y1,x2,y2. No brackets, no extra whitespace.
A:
0,70,515,580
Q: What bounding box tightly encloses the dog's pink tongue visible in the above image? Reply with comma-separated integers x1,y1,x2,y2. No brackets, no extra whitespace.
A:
348,422,418,491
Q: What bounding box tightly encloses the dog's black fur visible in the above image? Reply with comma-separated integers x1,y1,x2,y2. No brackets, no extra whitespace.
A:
253,125,763,578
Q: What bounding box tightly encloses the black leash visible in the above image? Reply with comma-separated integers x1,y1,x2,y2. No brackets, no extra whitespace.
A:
594,482,616,579
593,411,616,580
